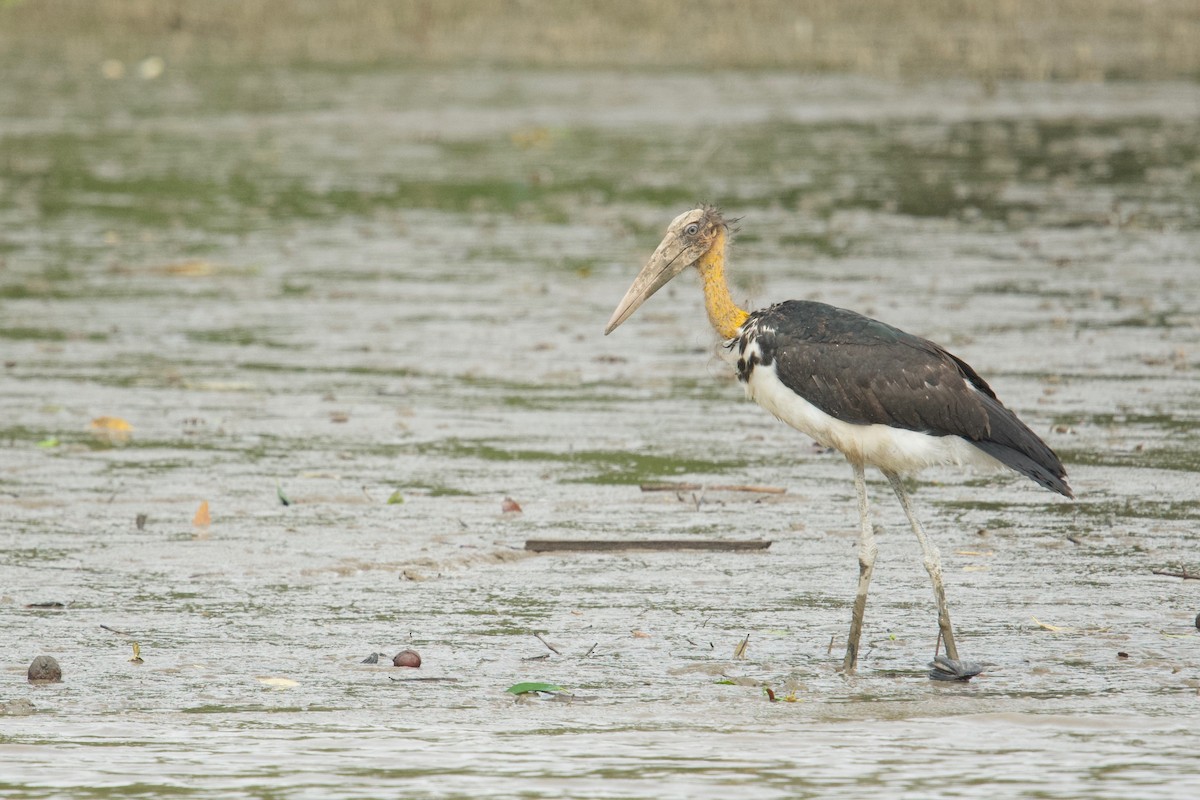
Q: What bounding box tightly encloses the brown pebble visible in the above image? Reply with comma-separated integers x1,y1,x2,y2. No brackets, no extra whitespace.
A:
393,649,421,668
1117,651,1130,659
28,655,62,683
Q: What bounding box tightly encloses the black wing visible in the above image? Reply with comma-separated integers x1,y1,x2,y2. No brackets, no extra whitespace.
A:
736,300,1071,497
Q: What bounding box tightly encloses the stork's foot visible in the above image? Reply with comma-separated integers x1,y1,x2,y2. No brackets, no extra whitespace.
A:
927,654,984,682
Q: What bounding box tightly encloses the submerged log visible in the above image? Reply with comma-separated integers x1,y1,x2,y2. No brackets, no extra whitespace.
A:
525,539,771,553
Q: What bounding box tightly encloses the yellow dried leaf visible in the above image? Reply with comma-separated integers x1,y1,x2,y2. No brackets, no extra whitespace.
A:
159,259,214,277
192,500,211,527
1160,631,1193,639
91,416,133,432
510,127,551,149
256,676,298,688
1031,616,1071,632
733,634,750,659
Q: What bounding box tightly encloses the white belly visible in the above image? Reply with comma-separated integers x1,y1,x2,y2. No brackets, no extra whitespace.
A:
744,360,1003,475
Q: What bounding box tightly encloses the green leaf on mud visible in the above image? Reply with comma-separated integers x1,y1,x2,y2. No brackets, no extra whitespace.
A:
506,682,564,695
386,490,404,505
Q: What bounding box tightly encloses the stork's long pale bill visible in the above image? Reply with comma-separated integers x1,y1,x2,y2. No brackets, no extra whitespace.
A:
604,212,708,335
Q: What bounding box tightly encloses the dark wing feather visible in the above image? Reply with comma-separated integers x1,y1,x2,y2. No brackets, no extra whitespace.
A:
740,301,1071,497
747,301,992,438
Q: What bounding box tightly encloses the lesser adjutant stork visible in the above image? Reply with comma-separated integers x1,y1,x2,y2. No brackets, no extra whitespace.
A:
605,206,1072,679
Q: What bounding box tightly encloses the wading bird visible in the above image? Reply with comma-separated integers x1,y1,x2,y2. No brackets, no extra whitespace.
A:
605,206,1072,679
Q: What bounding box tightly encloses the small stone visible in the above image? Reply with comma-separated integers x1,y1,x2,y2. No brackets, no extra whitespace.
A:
1195,612,1199,631
28,655,62,683
393,649,421,668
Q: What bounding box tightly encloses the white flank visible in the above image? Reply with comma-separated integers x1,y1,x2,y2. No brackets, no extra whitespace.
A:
743,359,1004,475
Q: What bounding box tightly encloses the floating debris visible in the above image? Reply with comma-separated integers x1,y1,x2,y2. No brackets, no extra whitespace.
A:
733,633,750,659
928,655,984,682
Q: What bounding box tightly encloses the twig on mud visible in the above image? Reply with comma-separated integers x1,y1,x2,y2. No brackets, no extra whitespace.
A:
640,482,786,494
1153,567,1200,580
584,643,597,658
100,624,134,636
534,632,562,655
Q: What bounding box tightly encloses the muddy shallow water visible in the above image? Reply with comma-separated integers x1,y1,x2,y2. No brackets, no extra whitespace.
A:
2,66,1200,798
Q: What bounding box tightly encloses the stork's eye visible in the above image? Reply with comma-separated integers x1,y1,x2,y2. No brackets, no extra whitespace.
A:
685,223,700,236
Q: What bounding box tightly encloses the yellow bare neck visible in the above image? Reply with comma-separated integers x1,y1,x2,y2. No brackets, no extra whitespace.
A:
695,228,749,339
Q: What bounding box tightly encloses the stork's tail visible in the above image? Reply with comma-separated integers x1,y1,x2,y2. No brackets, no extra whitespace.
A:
972,395,1073,499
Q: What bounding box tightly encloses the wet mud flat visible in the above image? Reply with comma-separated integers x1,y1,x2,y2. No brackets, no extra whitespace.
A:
1,65,1199,798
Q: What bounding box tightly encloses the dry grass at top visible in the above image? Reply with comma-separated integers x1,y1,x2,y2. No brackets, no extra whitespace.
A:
2,0,1199,81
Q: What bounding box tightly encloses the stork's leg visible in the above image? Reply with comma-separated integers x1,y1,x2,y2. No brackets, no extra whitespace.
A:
843,462,876,673
882,471,960,661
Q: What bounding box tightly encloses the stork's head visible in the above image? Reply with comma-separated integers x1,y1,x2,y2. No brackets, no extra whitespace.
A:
604,206,727,335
